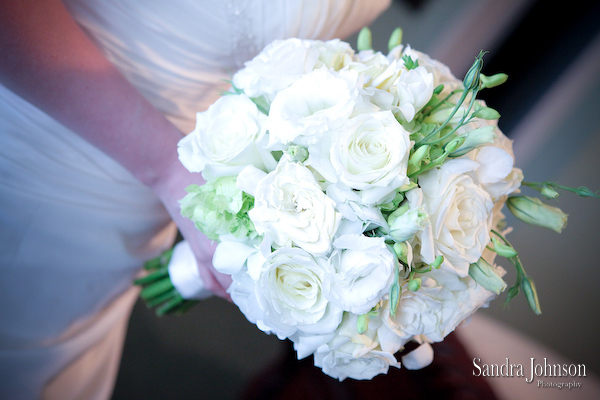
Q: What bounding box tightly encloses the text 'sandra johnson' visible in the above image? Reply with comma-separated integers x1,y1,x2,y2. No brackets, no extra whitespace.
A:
473,357,586,383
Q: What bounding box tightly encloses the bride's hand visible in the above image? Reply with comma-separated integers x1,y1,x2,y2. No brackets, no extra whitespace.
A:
151,158,233,300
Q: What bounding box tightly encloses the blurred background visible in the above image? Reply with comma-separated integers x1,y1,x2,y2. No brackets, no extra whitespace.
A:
112,0,600,398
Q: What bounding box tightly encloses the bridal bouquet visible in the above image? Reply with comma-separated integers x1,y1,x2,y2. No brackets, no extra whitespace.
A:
136,28,595,380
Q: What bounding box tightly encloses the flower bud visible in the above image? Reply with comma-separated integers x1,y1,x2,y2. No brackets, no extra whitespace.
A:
357,313,370,334
451,125,495,157
408,278,421,292
575,186,599,198
491,237,518,258
480,73,508,89
463,51,485,91
379,191,405,212
357,27,372,52
431,255,444,269
468,258,507,295
474,106,500,120
388,204,428,243
286,145,308,163
507,196,568,233
540,186,559,199
389,280,401,317
393,242,409,262
444,136,466,154
522,276,541,315
388,27,403,51
409,145,430,167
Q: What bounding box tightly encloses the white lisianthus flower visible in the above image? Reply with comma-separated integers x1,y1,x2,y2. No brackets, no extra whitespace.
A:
400,45,461,93
254,247,343,337
468,127,523,200
248,158,341,256
473,146,523,200
326,183,388,228
348,50,403,91
313,313,401,381
383,269,497,342
267,68,359,148
178,95,272,179
311,38,355,71
391,65,434,122
415,159,494,277
325,234,396,315
232,38,320,99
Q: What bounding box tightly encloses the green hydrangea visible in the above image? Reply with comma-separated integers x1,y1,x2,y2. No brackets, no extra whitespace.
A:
180,176,256,241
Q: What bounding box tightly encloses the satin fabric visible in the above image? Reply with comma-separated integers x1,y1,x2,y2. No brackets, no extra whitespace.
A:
0,1,390,398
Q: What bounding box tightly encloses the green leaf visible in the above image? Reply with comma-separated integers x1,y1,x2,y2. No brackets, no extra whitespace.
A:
402,54,419,70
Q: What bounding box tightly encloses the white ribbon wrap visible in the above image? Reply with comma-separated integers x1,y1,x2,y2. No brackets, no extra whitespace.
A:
168,240,213,300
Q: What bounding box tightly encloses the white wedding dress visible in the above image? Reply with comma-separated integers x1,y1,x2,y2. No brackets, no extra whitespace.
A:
0,1,389,399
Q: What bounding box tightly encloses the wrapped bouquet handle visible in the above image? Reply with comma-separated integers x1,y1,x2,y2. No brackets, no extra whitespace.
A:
135,240,212,316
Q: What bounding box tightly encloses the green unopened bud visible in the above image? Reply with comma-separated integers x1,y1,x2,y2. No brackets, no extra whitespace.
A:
574,186,600,198
388,205,428,243
408,278,421,292
357,313,370,334
389,280,401,317
388,27,403,51
393,242,409,262
463,51,485,91
379,191,405,212
522,276,541,315
540,186,559,199
474,106,500,120
469,258,507,295
507,196,568,233
491,237,518,258
431,255,444,269
357,27,372,52
480,73,508,89
399,181,418,192
286,145,308,163
444,137,466,154
451,125,495,157
409,145,430,167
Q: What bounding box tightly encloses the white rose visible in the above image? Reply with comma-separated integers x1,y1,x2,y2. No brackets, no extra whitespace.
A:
232,38,320,99
325,234,396,315
248,159,341,256
391,65,434,122
308,110,411,205
177,94,272,179
254,247,343,337
384,269,497,342
313,313,400,380
266,68,359,148
415,159,494,277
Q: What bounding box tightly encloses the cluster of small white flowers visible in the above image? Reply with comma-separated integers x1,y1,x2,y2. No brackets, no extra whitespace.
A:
178,36,522,380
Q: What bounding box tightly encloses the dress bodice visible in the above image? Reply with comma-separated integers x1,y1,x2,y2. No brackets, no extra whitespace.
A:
62,0,391,132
